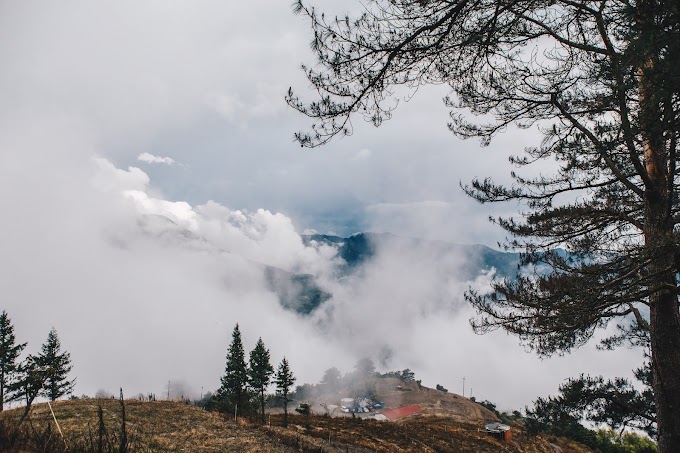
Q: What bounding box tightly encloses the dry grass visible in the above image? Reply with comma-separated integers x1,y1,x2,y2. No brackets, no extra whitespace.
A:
0,399,331,452
271,413,592,453
0,399,593,453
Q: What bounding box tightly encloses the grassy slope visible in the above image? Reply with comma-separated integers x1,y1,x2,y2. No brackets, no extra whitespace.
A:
0,399,591,453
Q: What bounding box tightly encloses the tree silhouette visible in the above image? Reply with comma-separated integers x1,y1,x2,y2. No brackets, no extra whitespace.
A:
248,337,274,424
7,355,47,426
37,328,75,401
275,357,295,428
215,324,249,417
0,311,26,411
288,1,680,449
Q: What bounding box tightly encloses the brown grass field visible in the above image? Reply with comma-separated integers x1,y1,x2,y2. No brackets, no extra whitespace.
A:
0,399,592,452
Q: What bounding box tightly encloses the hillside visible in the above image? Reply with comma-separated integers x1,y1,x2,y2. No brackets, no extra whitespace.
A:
300,377,499,424
134,215,523,316
0,399,593,453
374,377,497,422
0,399,323,452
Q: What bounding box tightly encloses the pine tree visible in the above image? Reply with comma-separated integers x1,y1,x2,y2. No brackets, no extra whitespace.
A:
275,357,295,428
215,324,249,417
37,327,75,401
288,1,680,448
0,310,26,411
248,337,273,424
7,355,47,426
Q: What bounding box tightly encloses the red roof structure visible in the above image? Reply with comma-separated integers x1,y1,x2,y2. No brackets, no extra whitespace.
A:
380,404,422,421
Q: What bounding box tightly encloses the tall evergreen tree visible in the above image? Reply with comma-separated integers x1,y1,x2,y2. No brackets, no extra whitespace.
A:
215,324,249,417
0,310,26,411
288,0,680,449
248,337,273,424
7,355,47,426
275,357,295,428
37,327,75,401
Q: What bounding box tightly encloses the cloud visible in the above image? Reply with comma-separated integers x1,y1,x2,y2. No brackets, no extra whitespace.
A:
0,130,642,410
137,153,175,165
308,234,643,410
365,200,512,246
0,1,643,414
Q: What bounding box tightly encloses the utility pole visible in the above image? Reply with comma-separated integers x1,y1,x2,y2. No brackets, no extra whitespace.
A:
462,377,466,398
167,381,170,400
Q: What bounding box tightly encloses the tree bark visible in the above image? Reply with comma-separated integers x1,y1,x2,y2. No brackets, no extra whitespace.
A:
645,197,680,451
637,0,680,448
642,101,680,453
260,389,265,424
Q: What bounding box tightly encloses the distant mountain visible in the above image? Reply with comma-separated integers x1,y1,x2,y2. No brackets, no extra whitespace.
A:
134,215,522,317
303,232,521,280
275,232,524,316
263,266,331,315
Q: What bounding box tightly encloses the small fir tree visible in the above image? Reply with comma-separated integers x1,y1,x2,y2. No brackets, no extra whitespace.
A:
275,357,296,428
248,337,273,424
215,324,249,417
37,328,75,401
7,355,47,426
295,402,311,429
0,310,26,411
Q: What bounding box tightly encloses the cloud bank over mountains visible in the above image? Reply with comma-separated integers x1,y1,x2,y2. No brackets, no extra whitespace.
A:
1,134,641,408
0,1,642,410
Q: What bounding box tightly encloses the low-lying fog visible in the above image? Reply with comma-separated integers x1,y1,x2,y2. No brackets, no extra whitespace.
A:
0,149,642,411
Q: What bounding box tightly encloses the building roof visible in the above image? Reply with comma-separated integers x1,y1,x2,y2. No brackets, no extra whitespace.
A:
381,404,422,421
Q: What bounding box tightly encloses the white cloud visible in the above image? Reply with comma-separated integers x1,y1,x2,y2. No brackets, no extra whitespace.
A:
137,153,175,165
0,1,642,413
92,158,150,192
365,200,512,245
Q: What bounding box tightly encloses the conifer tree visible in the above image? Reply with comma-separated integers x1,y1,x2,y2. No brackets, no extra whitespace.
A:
0,310,26,411
288,0,680,448
7,354,47,426
216,324,249,417
37,327,75,401
248,337,273,424
275,357,295,428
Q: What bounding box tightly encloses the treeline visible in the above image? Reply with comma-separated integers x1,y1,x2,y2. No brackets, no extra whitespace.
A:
199,324,296,427
468,361,657,453
0,311,75,424
293,358,379,403
522,363,657,453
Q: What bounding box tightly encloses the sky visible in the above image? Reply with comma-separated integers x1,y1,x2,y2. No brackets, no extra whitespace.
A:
0,1,643,411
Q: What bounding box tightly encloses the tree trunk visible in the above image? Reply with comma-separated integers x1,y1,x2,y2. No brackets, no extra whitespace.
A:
260,389,266,424
637,0,680,447
649,293,680,451
643,128,680,452
646,216,680,451
283,395,288,428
